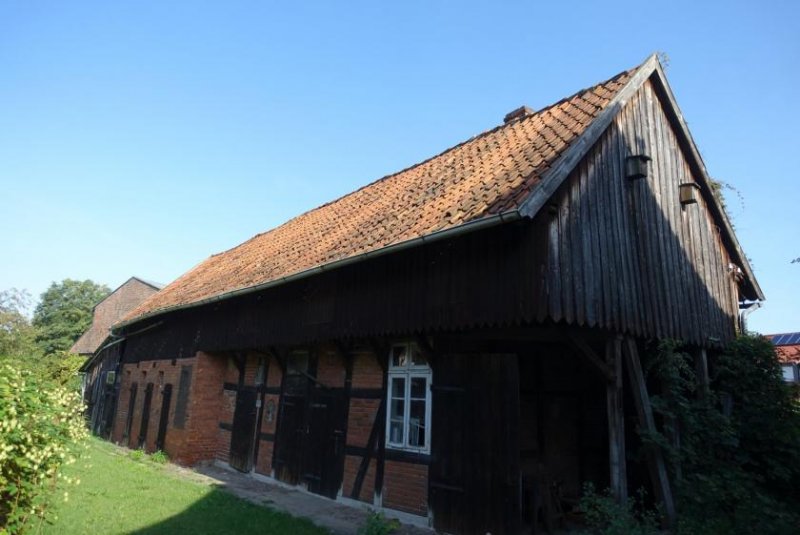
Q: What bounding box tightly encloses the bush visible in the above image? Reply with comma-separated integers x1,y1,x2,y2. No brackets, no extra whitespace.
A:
578,484,659,535
358,512,400,535
648,335,800,534
0,364,88,533
129,449,145,461
150,450,169,464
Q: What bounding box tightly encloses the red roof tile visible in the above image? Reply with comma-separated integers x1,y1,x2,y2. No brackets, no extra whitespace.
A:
123,66,636,324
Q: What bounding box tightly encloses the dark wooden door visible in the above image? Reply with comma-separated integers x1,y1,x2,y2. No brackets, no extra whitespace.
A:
124,382,138,446
302,388,346,499
430,353,521,535
229,388,259,472
155,384,173,451
274,394,306,484
138,383,154,449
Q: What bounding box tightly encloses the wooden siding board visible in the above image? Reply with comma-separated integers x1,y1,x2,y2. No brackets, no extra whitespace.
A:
645,85,678,339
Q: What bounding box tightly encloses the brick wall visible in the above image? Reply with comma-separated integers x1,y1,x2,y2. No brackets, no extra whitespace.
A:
111,351,227,466
382,461,428,516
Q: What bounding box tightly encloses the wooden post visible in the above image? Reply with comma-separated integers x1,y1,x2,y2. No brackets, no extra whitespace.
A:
605,336,627,503
622,337,676,528
693,348,709,400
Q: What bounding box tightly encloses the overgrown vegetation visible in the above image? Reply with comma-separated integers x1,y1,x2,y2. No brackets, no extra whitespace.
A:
357,512,400,535
581,334,800,534
0,281,108,533
0,365,88,533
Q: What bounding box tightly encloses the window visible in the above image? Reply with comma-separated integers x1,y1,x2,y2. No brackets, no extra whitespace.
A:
781,364,798,383
386,343,432,453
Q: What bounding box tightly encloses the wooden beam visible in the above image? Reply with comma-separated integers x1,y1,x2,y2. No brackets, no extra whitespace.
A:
693,348,709,400
267,346,286,374
622,337,676,527
368,338,389,373
605,336,627,503
565,332,614,382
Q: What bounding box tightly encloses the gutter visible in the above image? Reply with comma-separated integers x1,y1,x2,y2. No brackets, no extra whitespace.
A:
113,210,524,334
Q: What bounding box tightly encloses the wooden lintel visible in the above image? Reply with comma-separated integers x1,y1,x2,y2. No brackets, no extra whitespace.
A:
566,332,615,382
622,337,676,527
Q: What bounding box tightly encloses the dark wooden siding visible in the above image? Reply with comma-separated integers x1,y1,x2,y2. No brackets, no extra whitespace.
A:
121,79,742,360
536,79,739,344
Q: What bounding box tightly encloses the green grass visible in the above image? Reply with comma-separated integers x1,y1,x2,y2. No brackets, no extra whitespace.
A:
38,437,328,535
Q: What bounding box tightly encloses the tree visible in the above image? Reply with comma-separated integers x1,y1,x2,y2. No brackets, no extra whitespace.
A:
0,289,39,360
32,279,110,355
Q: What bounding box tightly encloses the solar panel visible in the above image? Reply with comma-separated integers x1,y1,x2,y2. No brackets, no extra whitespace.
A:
771,332,800,346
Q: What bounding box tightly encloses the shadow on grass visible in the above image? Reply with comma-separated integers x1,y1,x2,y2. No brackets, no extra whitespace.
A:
126,486,327,535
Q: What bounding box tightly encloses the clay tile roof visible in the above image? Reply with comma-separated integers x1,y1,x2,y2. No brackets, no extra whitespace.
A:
767,333,800,364
123,65,637,325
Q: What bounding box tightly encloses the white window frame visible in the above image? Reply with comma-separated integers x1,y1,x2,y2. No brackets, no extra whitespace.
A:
385,342,432,454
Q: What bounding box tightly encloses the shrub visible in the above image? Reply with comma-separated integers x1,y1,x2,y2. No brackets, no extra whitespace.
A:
0,364,88,533
358,512,400,535
648,335,800,534
150,450,169,464
578,484,659,535
129,449,145,461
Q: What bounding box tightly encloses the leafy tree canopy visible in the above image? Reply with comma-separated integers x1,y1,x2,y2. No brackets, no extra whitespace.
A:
0,289,39,360
32,279,110,355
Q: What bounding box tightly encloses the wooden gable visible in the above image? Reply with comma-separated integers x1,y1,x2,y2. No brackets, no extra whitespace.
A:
533,76,744,344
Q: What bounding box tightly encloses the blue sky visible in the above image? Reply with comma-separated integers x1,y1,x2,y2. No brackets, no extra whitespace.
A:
0,1,797,333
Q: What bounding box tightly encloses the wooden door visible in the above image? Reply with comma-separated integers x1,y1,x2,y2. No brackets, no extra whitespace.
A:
155,384,173,451
303,388,346,499
274,393,306,484
229,388,259,472
430,353,521,535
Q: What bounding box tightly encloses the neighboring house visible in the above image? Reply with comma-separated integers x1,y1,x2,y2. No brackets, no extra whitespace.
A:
107,55,762,534
73,277,162,437
767,332,800,383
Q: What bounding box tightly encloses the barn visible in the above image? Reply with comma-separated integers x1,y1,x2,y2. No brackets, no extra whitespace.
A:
107,54,762,534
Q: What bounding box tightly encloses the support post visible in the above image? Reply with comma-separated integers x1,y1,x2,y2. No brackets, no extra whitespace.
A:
605,336,627,503
693,348,709,401
622,337,676,528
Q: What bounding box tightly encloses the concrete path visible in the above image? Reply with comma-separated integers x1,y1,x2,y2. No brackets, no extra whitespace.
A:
193,462,433,535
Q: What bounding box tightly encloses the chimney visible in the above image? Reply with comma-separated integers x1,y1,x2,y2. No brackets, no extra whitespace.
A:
503,106,534,124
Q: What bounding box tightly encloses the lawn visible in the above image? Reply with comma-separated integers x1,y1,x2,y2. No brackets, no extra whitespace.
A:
38,438,329,534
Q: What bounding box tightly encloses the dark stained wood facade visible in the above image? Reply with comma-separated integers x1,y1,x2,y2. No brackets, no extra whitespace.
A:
109,63,761,535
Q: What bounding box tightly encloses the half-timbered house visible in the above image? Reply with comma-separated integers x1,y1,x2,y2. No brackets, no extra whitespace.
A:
107,54,763,534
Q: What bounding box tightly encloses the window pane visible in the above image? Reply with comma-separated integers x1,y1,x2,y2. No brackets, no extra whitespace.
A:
391,398,405,420
410,377,427,399
391,377,406,398
409,400,426,447
391,345,408,368
389,420,404,444
782,365,795,382
410,345,427,366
